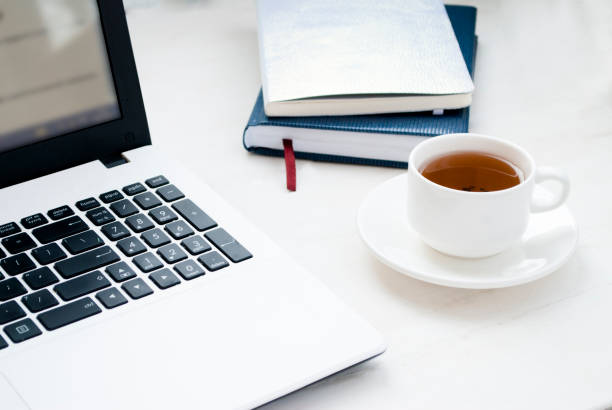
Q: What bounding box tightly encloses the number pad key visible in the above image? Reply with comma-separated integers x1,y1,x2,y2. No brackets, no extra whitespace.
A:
181,236,211,255
157,244,187,264
133,252,163,273
110,199,139,218
174,259,205,280
0,301,26,324
148,206,178,224
156,185,184,202
134,192,162,210
22,289,59,313
198,251,229,272
101,222,130,241
205,228,252,263
22,267,59,290
122,278,153,300
117,237,146,257
86,207,116,226
149,268,180,289
165,220,193,240
141,228,171,248
126,214,154,233
31,243,67,265
105,261,137,282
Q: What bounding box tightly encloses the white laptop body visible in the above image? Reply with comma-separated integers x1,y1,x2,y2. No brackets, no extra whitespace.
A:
0,1,385,408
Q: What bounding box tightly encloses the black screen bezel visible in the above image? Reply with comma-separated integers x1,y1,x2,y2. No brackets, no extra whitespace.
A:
0,0,150,188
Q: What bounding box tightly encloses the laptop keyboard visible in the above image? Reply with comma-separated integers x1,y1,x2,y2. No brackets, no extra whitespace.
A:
0,176,252,349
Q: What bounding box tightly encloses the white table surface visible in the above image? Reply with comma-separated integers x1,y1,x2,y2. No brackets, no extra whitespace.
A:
125,1,612,408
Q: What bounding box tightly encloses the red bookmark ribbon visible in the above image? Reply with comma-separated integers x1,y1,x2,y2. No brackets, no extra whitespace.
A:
282,139,296,191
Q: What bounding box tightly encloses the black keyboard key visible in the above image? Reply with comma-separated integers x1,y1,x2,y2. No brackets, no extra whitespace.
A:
76,197,100,211
157,243,187,264
205,228,252,263
48,205,74,221
156,185,185,202
198,251,228,272
62,230,103,254
2,232,36,254
174,259,205,280
0,253,35,276
165,220,193,240
33,216,88,244
38,297,101,331
96,287,128,309
54,246,120,279
126,214,154,233
117,237,146,257
4,318,42,343
22,289,59,313
141,228,171,248
0,248,5,259
122,182,146,196
0,278,27,302
0,301,26,324
172,199,217,232
133,252,163,273
149,268,180,289
110,199,139,218
145,175,169,188
100,190,124,204
0,335,7,349
31,243,66,265
101,221,130,241
0,222,20,238
121,278,153,299
22,267,59,290
181,236,211,255
148,206,178,225
105,262,136,282
21,213,48,229
54,271,111,301
86,207,115,226
134,192,162,210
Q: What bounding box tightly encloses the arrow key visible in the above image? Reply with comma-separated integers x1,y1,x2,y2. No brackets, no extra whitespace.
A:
105,261,137,283
149,268,180,290
96,287,128,309
121,278,153,300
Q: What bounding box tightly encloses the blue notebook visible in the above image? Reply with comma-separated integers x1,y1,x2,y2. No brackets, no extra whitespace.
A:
243,5,477,168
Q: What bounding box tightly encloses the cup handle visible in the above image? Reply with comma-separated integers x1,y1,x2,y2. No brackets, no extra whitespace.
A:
530,166,570,213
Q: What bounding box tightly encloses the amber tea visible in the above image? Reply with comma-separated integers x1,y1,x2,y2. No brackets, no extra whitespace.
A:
420,151,523,192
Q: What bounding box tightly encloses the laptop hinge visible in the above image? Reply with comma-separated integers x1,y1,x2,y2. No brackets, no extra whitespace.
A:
100,153,129,168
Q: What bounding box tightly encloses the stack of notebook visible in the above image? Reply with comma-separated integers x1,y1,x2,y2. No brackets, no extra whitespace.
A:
243,1,478,170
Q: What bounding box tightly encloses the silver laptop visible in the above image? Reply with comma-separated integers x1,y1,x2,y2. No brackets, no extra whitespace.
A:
0,1,385,408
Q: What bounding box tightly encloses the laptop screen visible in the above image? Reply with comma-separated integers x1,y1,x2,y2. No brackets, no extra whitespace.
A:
0,0,120,153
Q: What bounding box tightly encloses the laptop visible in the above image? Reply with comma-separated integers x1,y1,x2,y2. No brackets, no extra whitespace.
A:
0,1,385,408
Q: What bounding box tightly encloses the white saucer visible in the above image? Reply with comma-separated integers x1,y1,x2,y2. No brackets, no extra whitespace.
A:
357,174,578,289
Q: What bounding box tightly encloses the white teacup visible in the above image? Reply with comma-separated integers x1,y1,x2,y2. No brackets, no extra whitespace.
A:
406,133,570,258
